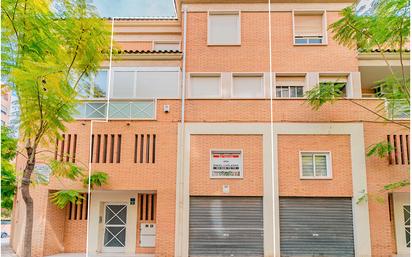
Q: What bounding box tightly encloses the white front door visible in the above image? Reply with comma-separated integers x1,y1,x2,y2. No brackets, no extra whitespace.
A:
394,193,410,256
102,203,128,252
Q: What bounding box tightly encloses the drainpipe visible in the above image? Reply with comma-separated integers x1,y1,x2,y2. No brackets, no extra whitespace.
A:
85,17,115,255
176,6,188,257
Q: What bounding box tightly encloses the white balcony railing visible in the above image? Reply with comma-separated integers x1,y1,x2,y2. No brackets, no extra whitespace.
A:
74,99,156,120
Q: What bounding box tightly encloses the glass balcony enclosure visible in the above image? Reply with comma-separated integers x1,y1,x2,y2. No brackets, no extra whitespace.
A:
75,67,180,120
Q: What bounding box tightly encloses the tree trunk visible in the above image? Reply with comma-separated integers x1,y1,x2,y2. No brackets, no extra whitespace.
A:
21,146,35,257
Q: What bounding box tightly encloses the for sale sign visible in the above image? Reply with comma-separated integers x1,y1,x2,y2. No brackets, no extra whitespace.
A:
210,150,243,178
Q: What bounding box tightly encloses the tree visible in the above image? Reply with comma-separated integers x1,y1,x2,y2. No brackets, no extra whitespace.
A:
1,126,18,217
1,0,111,256
305,0,410,198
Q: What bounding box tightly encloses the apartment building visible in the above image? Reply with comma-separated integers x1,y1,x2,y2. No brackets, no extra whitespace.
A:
10,0,410,256
1,86,11,126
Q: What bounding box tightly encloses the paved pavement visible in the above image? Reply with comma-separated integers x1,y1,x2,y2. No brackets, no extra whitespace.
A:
1,238,154,257
1,238,17,257
46,254,154,257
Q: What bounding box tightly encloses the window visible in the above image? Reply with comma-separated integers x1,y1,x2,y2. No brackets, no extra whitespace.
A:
153,41,180,51
79,70,108,99
189,74,221,98
208,12,240,45
232,74,264,98
276,76,305,98
319,76,347,97
111,68,180,99
294,11,325,45
300,152,331,179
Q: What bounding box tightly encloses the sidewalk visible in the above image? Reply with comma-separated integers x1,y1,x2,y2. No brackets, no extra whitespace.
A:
1,238,17,257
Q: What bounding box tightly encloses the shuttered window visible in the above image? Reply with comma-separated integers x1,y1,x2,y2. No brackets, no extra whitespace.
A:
208,12,240,45
276,76,305,98
294,12,325,44
232,74,264,98
300,152,331,178
189,75,221,98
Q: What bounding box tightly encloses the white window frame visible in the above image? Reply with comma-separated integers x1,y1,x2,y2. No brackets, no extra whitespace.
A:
292,10,328,46
152,40,181,51
188,73,223,99
275,86,304,98
299,151,332,179
110,66,181,100
207,11,241,46
231,72,265,99
210,149,244,179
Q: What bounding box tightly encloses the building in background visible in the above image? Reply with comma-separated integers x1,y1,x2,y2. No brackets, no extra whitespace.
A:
10,0,410,257
1,86,11,127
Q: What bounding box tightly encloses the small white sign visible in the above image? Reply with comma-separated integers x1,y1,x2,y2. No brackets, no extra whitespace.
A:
210,150,243,178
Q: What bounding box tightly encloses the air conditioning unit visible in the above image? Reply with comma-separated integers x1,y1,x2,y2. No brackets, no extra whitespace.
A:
140,223,156,247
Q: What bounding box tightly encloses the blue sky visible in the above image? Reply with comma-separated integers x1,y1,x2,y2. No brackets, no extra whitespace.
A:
92,0,176,17
91,0,371,18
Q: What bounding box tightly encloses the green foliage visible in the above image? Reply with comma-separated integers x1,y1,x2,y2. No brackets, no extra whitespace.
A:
383,180,410,191
1,126,17,215
2,0,111,146
306,0,410,113
50,190,85,209
304,82,345,110
367,141,394,158
356,190,385,204
49,160,84,180
83,171,109,189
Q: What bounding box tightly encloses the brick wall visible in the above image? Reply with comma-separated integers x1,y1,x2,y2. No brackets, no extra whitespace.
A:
278,135,352,197
190,135,263,196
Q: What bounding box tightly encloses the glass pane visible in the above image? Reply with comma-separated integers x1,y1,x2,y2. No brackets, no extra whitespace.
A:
276,87,282,98
406,227,410,248
308,38,323,44
77,75,93,98
104,227,126,247
301,155,314,177
290,87,297,97
296,86,304,97
93,71,107,98
131,101,155,119
85,103,106,119
315,155,328,177
105,205,127,225
112,71,135,98
109,102,130,119
295,38,307,44
404,205,410,226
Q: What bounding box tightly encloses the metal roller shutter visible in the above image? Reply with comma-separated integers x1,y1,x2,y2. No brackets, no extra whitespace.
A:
189,196,264,257
279,197,355,257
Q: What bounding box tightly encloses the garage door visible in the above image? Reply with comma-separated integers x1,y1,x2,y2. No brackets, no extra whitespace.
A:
189,196,264,257
279,197,354,257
